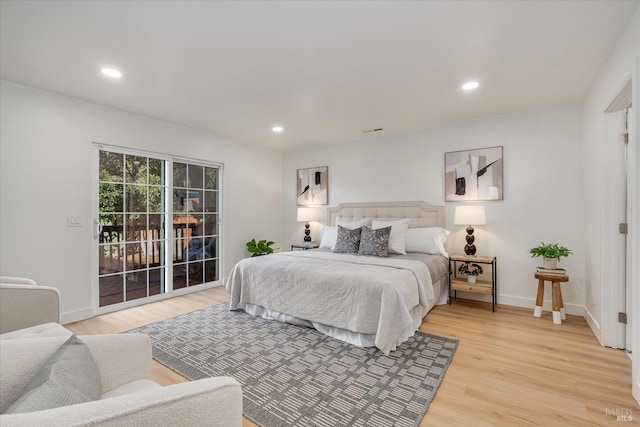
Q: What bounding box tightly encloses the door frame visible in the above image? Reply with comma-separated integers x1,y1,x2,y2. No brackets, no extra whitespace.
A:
91,143,224,316
601,104,630,350
632,56,639,405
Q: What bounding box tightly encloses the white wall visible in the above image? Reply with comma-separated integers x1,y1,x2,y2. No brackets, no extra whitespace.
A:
582,6,639,403
283,105,585,313
0,81,283,322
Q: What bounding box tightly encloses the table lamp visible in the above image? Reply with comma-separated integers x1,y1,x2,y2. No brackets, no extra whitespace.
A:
453,206,486,256
297,207,320,242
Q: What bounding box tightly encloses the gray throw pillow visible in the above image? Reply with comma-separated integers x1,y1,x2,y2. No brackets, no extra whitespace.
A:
333,225,362,254
358,225,392,257
3,335,102,414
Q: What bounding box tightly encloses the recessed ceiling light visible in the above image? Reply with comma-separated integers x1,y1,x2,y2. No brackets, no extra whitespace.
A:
101,68,122,78
272,126,284,133
461,81,479,91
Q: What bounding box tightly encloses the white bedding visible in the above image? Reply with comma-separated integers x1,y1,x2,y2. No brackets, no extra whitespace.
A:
226,250,446,354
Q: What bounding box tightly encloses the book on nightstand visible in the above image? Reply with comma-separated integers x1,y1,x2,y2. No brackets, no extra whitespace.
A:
536,267,567,276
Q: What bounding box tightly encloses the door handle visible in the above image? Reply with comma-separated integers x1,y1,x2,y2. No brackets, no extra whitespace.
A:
94,219,103,238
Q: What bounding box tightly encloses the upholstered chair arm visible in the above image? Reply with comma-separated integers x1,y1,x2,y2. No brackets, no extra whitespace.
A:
0,377,243,427
0,284,60,333
0,276,37,286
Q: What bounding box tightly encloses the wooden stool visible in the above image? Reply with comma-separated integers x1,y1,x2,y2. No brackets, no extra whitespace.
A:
534,272,569,324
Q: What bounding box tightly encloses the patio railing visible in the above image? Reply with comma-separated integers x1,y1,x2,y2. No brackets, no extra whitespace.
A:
99,223,197,273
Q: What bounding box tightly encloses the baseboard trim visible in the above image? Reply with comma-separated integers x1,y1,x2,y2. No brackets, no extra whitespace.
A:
583,306,603,346
452,292,584,316
500,294,583,316
62,282,224,325
61,307,94,324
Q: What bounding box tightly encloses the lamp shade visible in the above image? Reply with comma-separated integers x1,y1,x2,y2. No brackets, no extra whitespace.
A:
453,206,486,226
297,207,320,222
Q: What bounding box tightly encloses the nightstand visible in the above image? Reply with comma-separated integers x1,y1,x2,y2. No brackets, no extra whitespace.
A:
291,242,319,251
448,253,497,311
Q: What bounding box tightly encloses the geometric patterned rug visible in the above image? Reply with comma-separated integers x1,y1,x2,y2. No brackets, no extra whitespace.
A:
128,303,458,427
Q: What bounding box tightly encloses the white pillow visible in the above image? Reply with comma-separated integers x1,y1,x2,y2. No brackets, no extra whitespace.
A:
335,217,372,229
405,227,450,257
319,226,337,249
372,219,410,255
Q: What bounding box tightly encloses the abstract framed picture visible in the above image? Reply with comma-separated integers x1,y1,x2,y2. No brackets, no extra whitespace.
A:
445,146,503,202
297,166,328,206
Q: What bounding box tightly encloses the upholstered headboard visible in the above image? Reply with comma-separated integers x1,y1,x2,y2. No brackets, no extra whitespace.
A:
327,201,444,228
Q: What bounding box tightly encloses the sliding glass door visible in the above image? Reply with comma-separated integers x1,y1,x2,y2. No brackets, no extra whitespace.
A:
172,162,219,289
96,146,221,309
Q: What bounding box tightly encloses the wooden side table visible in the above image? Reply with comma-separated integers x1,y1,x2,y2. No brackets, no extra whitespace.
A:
534,272,569,324
448,254,497,312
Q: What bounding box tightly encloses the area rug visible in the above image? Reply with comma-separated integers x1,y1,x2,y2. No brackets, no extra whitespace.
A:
128,303,458,427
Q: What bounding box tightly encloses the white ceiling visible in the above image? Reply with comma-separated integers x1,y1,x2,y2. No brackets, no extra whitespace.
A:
1,1,638,151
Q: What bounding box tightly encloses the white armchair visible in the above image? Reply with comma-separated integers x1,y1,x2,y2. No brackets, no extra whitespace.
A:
0,276,243,425
0,332,243,426
0,276,60,334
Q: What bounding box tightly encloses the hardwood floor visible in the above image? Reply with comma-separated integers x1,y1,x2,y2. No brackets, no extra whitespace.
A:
66,287,638,426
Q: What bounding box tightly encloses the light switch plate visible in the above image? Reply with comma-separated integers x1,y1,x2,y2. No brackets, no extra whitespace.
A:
67,215,82,227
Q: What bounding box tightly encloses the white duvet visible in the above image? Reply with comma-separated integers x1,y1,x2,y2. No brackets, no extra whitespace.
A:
226,250,436,355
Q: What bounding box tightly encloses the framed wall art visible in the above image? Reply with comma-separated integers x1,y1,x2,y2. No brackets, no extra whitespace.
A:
445,146,503,202
297,166,328,206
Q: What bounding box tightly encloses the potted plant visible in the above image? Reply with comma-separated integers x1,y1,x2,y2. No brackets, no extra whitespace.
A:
246,239,275,257
458,262,484,283
529,242,572,269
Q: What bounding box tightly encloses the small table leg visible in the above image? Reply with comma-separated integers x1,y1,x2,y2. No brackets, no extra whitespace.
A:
558,284,566,320
552,281,562,325
534,279,544,318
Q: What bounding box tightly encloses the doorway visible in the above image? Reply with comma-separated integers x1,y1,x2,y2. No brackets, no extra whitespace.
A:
604,79,632,352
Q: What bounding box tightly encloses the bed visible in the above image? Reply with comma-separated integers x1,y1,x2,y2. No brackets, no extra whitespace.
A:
226,201,450,355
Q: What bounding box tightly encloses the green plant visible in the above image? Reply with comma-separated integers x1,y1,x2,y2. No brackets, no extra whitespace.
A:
458,262,484,276
529,242,573,260
246,239,275,257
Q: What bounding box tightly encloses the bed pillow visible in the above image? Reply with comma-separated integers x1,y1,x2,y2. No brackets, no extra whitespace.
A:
319,226,337,249
358,226,391,257
372,219,410,255
405,227,450,257
333,225,362,254
335,217,371,230
4,335,102,414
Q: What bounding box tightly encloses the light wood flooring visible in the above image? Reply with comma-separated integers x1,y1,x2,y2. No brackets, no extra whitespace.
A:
66,287,639,426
